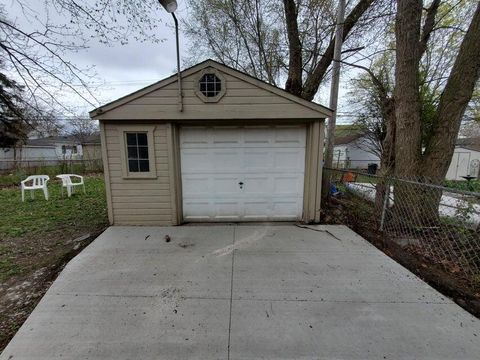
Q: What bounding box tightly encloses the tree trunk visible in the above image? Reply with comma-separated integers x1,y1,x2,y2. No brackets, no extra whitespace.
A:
392,0,434,226
393,1,480,227
394,0,423,178
374,98,395,223
283,0,303,96
421,2,480,180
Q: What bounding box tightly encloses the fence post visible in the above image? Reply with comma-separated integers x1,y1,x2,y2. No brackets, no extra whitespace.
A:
380,180,390,232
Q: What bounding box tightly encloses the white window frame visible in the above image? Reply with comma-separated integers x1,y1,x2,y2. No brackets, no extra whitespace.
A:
194,68,226,103
118,125,157,179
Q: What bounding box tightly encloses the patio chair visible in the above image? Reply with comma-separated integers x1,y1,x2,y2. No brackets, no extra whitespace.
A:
56,174,86,197
20,175,50,202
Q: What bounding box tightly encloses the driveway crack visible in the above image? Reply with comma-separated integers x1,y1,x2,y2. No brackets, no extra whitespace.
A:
227,225,236,360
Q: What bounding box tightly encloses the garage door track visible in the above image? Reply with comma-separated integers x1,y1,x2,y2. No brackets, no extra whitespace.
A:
1,225,479,359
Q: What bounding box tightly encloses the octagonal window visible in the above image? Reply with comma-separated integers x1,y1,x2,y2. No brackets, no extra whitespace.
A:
199,73,222,97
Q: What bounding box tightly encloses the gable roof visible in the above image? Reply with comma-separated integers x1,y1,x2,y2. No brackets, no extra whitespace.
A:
90,59,333,119
26,135,79,146
334,133,364,145
456,137,480,152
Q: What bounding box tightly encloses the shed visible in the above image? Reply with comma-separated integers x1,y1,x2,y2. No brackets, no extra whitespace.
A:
90,60,332,225
446,138,480,180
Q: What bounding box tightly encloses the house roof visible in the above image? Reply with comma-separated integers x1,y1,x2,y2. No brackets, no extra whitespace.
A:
81,133,101,144
25,133,101,147
334,133,363,145
89,59,333,119
456,137,480,152
26,135,78,146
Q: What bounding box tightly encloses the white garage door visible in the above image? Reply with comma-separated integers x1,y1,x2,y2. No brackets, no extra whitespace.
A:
180,125,306,221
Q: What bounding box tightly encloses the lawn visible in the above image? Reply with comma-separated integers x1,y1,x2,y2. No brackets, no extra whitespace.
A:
0,175,108,350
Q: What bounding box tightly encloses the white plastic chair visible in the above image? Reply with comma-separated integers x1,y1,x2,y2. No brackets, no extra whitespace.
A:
56,174,86,197
20,175,50,202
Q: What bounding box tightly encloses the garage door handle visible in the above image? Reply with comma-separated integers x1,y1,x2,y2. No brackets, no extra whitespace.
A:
238,181,244,189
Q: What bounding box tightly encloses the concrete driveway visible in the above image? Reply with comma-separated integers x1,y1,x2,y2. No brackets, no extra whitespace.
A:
1,225,479,359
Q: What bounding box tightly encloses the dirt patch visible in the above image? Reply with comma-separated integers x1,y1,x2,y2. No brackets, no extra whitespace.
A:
0,229,106,352
322,197,480,318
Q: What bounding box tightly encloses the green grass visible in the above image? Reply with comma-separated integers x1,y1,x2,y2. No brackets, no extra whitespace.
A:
0,163,103,187
0,177,108,238
444,179,480,192
0,176,108,282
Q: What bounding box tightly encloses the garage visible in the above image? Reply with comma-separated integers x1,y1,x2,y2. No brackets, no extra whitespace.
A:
90,59,332,226
180,125,306,221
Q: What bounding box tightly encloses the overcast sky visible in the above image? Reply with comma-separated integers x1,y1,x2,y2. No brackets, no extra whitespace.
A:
7,0,352,123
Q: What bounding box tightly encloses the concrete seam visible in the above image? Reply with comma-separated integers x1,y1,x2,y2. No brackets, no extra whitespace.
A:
227,226,236,360
228,298,451,305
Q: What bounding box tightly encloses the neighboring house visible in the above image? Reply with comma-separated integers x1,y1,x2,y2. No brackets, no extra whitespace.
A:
26,136,83,160
0,134,102,170
446,138,480,180
333,133,380,169
90,59,332,226
79,133,102,161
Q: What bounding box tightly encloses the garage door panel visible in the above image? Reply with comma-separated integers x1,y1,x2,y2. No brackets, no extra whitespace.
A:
213,127,241,144
213,150,241,170
181,127,209,146
243,176,270,194
214,201,239,220
181,125,305,221
244,127,270,144
181,149,208,171
244,150,270,169
273,176,303,194
214,176,242,194
182,177,210,195
274,126,306,145
272,201,302,217
273,149,305,170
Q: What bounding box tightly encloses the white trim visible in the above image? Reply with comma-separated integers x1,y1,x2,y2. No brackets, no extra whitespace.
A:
117,125,157,179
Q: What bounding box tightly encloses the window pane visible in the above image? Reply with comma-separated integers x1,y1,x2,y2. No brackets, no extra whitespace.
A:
126,133,137,145
138,146,149,159
199,73,221,97
127,146,138,159
137,133,148,146
128,160,139,172
139,160,150,172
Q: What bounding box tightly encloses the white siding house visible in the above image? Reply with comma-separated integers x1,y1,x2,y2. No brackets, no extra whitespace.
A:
333,134,380,169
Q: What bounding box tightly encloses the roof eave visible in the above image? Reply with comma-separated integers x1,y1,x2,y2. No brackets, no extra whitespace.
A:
90,59,333,119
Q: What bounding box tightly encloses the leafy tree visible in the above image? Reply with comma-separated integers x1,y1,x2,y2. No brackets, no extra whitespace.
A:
393,0,480,223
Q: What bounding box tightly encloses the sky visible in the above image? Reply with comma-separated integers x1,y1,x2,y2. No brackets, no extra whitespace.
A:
5,0,353,124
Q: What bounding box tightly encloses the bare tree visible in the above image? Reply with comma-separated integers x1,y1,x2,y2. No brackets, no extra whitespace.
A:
68,116,99,143
184,0,386,100
0,0,167,143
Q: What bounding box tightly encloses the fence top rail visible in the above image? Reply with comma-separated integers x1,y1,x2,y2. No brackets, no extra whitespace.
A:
324,167,480,198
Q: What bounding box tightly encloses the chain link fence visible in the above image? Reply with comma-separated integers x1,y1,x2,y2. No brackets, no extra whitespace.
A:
0,159,103,174
324,168,480,287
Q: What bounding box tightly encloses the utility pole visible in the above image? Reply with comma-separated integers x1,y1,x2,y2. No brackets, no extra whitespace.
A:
322,0,346,200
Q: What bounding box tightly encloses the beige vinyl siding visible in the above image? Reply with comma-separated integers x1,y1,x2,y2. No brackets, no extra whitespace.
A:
96,72,325,120
103,122,175,225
